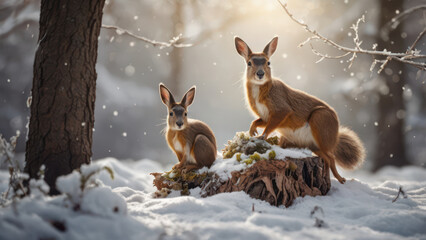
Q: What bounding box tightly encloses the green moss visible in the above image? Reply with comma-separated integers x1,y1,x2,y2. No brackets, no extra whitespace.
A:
243,159,253,165
223,149,236,159
266,136,279,145
163,169,182,181
250,153,261,161
268,150,276,160
182,171,198,181
236,153,242,162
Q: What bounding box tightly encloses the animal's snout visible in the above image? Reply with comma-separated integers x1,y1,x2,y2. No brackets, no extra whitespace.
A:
256,70,265,79
176,121,183,128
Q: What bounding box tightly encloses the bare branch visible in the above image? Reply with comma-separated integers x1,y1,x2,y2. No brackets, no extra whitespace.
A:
351,15,365,50
101,24,192,49
407,27,426,53
277,1,426,72
378,57,391,74
309,43,351,61
384,5,426,33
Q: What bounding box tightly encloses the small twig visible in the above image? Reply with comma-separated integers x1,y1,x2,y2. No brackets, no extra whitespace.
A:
407,27,426,54
101,25,192,49
310,206,327,228
348,53,357,69
309,43,351,60
392,186,407,203
351,15,365,50
378,56,391,74
310,206,324,217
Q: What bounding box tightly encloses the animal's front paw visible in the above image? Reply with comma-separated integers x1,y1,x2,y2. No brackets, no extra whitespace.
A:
172,162,183,170
249,126,258,137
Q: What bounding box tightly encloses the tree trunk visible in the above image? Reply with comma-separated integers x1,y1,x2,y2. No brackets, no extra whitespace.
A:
25,0,105,194
169,0,184,95
373,0,408,171
151,156,330,207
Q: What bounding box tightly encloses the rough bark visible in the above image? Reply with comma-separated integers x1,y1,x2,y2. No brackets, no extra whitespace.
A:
152,156,330,207
373,0,408,171
25,0,105,194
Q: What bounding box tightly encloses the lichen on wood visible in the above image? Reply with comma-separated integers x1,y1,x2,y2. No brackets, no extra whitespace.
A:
151,169,210,196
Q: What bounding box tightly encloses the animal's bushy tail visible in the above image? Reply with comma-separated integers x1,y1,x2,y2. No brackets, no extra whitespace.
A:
334,127,365,169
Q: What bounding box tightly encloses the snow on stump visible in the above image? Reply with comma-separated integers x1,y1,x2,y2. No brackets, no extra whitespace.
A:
151,132,330,207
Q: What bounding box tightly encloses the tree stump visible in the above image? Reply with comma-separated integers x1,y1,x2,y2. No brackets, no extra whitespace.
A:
151,132,331,207
152,156,330,207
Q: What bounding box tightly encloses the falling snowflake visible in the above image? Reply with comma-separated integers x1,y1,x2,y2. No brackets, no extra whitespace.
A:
125,65,135,77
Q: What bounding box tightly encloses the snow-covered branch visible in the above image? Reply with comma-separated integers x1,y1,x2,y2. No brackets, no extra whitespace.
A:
101,25,193,49
277,1,426,73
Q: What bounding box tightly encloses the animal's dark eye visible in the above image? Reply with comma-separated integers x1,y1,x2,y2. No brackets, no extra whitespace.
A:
248,61,252,66
185,112,187,116
267,61,270,66
169,112,173,116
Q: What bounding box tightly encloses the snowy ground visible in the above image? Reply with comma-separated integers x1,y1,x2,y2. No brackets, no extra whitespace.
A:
0,157,425,240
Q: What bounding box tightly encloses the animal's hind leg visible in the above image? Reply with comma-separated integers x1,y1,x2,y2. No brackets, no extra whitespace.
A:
315,151,346,184
191,134,216,168
308,108,339,151
309,108,345,183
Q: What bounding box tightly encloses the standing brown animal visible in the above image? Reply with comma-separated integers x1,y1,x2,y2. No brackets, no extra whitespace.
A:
159,83,217,172
235,36,365,183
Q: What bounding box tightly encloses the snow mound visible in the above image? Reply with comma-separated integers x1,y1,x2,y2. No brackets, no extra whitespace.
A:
0,158,425,240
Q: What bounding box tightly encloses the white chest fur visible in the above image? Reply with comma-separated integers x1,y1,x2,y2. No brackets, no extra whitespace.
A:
172,135,196,164
278,124,318,148
251,85,269,120
172,135,183,152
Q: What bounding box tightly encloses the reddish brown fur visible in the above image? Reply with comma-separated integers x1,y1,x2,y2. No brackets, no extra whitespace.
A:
235,37,365,183
159,84,217,171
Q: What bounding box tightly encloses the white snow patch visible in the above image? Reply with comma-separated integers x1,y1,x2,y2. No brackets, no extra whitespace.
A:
0,158,425,240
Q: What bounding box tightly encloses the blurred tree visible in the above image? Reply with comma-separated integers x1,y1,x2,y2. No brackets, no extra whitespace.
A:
25,0,105,194
166,0,254,95
169,0,184,95
0,0,40,153
373,0,408,171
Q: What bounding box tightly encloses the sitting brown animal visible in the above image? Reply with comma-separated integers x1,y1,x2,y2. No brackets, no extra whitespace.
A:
159,83,217,172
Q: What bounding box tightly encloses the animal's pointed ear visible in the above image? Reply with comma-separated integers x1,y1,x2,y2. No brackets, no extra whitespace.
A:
263,36,278,58
159,83,175,107
181,86,196,108
235,37,252,61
